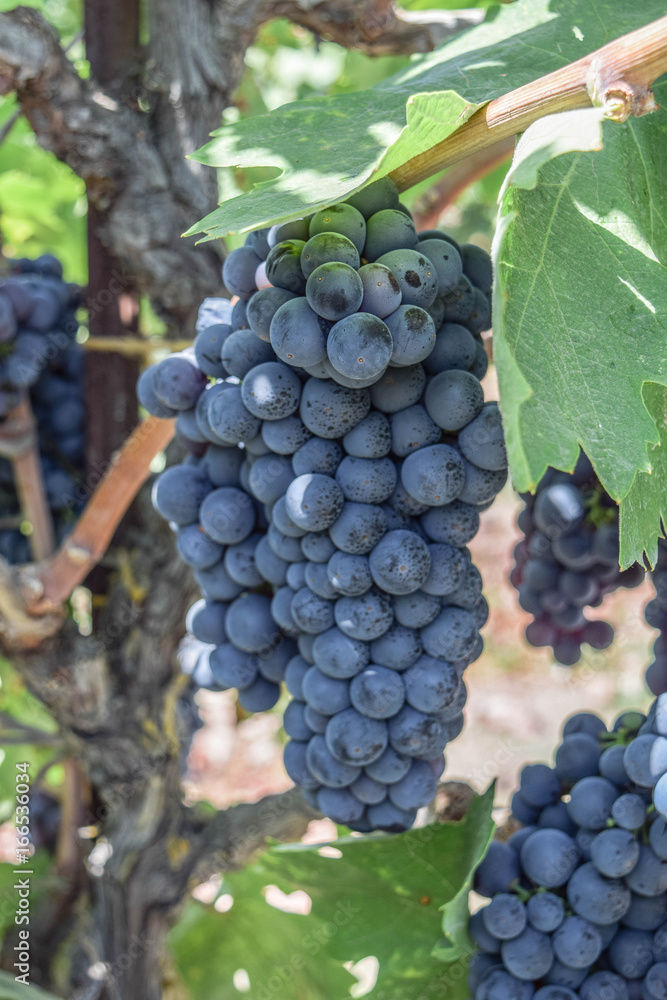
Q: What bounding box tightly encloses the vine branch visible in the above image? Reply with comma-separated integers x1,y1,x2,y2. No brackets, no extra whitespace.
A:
27,415,175,614
390,14,667,192
0,395,55,561
265,2,485,55
412,136,515,231
195,787,319,879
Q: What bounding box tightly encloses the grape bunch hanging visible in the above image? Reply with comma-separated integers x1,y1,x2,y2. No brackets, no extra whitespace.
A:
139,176,508,832
470,701,667,1000
511,455,645,666
0,254,85,562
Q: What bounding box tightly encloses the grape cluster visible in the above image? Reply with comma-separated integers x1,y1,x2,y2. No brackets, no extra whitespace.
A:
470,704,667,1000
0,255,85,562
140,177,506,831
511,454,645,666
645,540,667,696
220,178,490,388
28,790,61,854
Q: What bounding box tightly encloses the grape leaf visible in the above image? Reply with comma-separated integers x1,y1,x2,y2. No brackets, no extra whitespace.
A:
0,973,60,1000
436,788,495,962
493,88,667,563
170,787,494,1000
619,383,667,567
0,856,53,943
169,874,355,1000
186,1,667,240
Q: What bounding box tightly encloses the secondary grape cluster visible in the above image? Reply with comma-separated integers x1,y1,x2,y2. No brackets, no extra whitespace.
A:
511,454,644,666
645,540,667,696
140,176,506,832
470,704,667,1000
0,255,85,562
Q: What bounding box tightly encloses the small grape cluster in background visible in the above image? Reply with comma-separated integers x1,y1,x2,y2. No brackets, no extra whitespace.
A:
511,454,645,665
0,255,85,562
470,704,667,1000
139,176,507,832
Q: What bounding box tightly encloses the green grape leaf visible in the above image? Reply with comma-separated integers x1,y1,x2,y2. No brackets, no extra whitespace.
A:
0,855,59,997
169,872,355,1000
0,100,87,284
186,1,667,240
619,383,667,567
170,787,494,1000
499,108,605,194
0,855,54,942
493,90,667,564
0,973,60,1000
436,787,496,962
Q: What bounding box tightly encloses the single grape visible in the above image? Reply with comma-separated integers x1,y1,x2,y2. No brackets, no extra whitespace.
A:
292,436,344,477
317,787,365,825
370,624,422,670
388,705,445,758
269,296,329,367
222,245,262,299
327,551,373,597
375,249,438,309
325,708,388,766
291,586,335,635
306,733,361,787
500,927,553,980
342,411,391,459
265,239,307,294
363,208,418,261
401,444,465,506
482,894,527,941
369,364,426,414
305,262,364,321
424,369,485,432
242,361,301,421
520,828,580,888
300,232,360,277
309,203,366,254
336,456,397,504
349,665,405,720
387,759,437,811
368,529,431,595
327,312,393,382
566,862,631,924
335,589,394,641
329,502,387,555
302,666,351,715
384,305,436,367
526,893,564,933
346,177,400,218
358,262,402,318
285,473,344,532
392,590,440,629
300,378,371,439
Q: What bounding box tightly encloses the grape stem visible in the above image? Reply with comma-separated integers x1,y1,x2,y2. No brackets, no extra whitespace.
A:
390,14,667,192
411,136,516,231
82,335,193,357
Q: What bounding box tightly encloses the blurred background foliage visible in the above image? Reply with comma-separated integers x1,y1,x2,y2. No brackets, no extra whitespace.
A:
0,0,501,276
